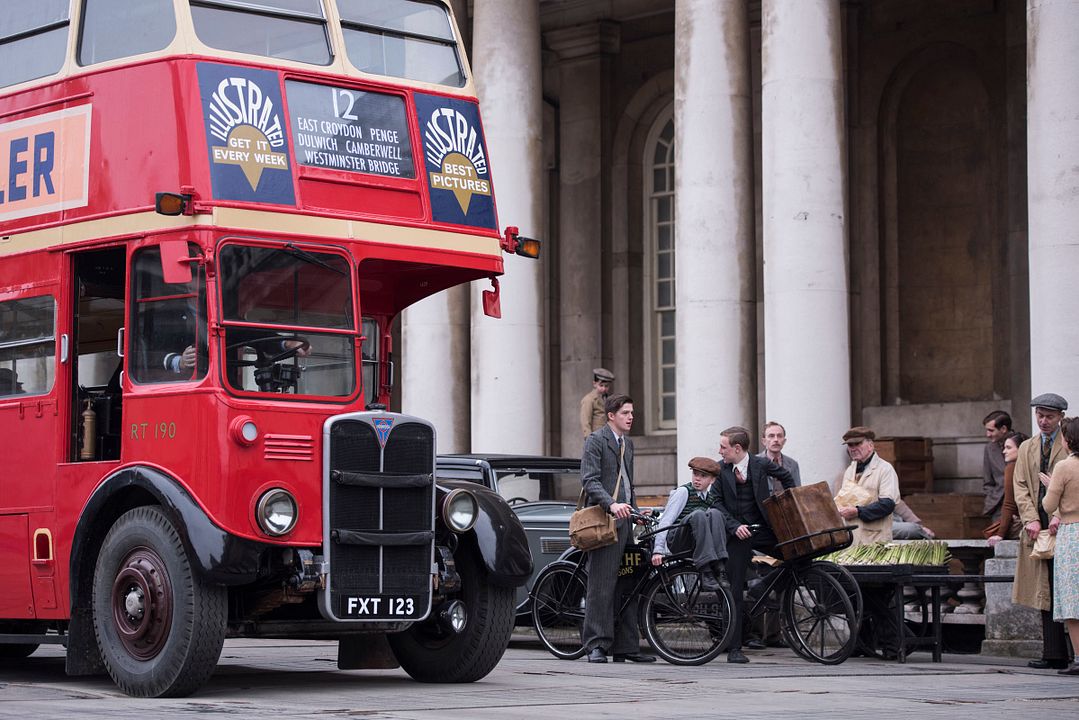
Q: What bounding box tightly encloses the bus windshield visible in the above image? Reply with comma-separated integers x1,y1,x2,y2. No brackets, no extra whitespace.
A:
218,242,356,397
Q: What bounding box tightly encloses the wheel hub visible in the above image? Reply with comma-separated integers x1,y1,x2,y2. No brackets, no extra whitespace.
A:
111,546,173,660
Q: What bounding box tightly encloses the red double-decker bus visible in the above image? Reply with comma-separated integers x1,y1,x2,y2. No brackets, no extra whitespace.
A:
0,0,536,697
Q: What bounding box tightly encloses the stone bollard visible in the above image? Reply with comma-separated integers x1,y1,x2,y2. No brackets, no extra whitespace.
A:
980,539,1043,657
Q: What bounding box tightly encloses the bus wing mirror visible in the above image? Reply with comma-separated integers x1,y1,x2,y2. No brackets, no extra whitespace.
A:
159,240,193,284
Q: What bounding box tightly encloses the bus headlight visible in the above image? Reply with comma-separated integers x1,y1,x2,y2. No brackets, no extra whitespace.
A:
441,489,478,533
256,488,298,536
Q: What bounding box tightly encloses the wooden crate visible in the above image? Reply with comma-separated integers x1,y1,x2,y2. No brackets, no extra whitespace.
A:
763,482,848,560
903,493,987,539
876,436,934,494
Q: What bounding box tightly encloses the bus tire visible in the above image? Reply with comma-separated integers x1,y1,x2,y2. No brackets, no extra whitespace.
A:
388,548,514,683
91,505,226,697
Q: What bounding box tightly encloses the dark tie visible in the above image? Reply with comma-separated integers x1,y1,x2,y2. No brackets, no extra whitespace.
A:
1041,435,1052,473
735,467,746,485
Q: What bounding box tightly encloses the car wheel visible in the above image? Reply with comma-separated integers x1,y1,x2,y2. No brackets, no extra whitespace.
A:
388,546,514,682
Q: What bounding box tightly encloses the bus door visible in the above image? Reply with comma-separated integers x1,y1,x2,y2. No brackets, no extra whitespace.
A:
66,247,127,464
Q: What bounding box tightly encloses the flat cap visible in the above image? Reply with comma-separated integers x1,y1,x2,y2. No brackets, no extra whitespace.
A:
592,367,615,382
842,426,876,444
688,456,721,476
1031,392,1068,412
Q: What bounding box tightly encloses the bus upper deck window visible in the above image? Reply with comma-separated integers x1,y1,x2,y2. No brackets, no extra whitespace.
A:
190,0,331,66
0,1,69,89
79,0,177,66
339,0,465,87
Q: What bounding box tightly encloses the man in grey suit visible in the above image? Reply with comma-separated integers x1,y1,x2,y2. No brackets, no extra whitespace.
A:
580,394,655,663
757,420,802,495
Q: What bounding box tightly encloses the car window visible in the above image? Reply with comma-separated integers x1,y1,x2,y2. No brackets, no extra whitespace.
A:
435,467,488,489
495,470,580,503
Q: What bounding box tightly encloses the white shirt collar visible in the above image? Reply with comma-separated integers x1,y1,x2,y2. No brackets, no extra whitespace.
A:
735,455,750,477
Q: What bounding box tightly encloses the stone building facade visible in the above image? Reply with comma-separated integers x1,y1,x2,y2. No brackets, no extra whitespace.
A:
401,0,1079,498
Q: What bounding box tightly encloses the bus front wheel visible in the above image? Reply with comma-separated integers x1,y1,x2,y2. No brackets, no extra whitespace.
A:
91,505,227,697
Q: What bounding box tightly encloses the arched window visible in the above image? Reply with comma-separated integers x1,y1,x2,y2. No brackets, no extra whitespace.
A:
644,110,675,431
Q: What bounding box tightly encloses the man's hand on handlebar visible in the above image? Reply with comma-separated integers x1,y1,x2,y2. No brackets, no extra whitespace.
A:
609,502,632,519
735,523,762,540
651,552,664,567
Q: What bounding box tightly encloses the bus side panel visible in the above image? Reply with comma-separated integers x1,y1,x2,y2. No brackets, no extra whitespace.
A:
0,515,34,618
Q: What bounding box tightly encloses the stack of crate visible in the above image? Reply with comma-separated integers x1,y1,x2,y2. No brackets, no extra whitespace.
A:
875,436,934,494
874,436,986,538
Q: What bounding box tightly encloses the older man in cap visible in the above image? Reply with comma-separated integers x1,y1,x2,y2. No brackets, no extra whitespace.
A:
1013,392,1070,670
579,368,614,438
835,425,903,657
650,456,729,591
835,426,900,546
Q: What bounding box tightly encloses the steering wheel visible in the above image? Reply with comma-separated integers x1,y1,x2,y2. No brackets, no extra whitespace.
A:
506,497,529,505
226,335,310,368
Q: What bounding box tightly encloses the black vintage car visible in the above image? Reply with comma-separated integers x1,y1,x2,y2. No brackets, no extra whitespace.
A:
435,455,581,620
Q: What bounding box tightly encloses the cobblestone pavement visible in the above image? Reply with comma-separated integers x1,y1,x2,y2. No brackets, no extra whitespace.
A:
1,636,1076,719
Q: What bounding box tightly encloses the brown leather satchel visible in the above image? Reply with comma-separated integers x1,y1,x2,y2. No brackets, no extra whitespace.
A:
569,474,622,551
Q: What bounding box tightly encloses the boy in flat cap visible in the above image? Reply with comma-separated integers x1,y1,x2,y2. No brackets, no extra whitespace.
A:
650,457,729,591
579,368,614,438
1013,393,1070,669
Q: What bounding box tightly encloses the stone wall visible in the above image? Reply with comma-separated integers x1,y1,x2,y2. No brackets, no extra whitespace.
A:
980,539,1043,657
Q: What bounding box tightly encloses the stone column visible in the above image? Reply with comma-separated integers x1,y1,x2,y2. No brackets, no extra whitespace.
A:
674,0,756,469
397,0,477,453
469,0,546,454
1027,0,1079,408
546,23,619,460
761,0,851,478
401,286,470,452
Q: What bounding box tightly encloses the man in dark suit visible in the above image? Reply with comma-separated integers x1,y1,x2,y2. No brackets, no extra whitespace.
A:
579,394,655,664
714,425,796,663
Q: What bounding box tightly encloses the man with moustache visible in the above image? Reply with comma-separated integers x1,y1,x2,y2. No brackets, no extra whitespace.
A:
758,421,802,495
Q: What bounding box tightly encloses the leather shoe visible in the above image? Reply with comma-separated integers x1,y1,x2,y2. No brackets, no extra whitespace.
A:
744,638,766,650
1028,658,1068,670
613,652,656,663
699,571,721,592
727,649,750,664
587,648,608,663
1057,663,1079,675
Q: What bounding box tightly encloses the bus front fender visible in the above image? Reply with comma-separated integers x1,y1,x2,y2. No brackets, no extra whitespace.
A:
71,466,271,596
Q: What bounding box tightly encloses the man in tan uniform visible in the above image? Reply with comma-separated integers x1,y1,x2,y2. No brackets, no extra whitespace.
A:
579,367,614,438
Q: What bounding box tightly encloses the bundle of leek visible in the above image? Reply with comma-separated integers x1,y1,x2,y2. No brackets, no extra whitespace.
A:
821,540,950,566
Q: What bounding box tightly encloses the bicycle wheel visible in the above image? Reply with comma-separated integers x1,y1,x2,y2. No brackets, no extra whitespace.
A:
530,562,588,660
642,566,735,665
811,561,863,626
781,564,858,664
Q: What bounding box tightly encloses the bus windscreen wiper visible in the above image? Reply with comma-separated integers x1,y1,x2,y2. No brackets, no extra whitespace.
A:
283,243,346,275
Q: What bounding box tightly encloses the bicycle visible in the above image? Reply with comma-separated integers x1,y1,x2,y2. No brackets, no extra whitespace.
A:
741,526,863,664
530,513,737,665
